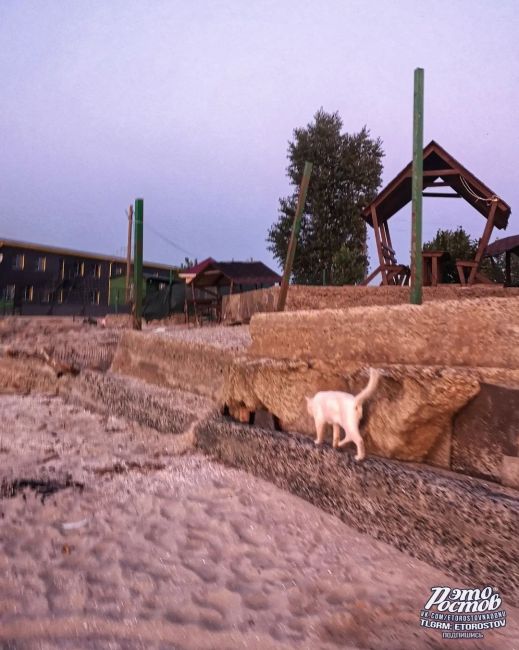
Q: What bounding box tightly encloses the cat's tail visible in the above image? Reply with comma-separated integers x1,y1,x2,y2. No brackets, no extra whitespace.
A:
354,368,380,406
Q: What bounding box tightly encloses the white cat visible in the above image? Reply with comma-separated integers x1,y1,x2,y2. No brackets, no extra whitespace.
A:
305,368,380,461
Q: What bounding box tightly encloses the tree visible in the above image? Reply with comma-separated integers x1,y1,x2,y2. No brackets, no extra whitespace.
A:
423,227,478,283
480,242,519,285
423,227,519,284
179,257,197,270
267,109,384,285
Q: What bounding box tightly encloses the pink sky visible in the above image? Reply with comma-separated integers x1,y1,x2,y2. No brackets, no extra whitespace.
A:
0,0,517,272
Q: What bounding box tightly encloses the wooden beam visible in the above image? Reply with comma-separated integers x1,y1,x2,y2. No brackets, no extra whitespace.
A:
277,161,313,311
383,219,393,249
126,205,133,302
361,265,382,286
468,201,497,284
379,218,388,247
457,262,467,286
410,67,424,305
422,168,461,177
133,199,143,330
191,282,199,326
370,206,387,285
431,256,438,286
422,192,461,198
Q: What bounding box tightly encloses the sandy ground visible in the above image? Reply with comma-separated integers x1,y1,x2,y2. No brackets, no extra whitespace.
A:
146,323,252,351
1,394,518,650
0,317,122,372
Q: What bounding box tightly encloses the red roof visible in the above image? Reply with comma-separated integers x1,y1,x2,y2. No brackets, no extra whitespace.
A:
182,257,216,275
179,258,281,286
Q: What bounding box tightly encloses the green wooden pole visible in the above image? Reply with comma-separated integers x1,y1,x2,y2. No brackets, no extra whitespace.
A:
410,68,424,305
133,198,144,329
277,161,313,311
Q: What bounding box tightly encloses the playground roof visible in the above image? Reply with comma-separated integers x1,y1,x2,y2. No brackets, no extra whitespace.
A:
361,141,511,230
484,235,519,257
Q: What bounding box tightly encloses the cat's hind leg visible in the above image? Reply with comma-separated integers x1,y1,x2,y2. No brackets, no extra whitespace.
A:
349,421,365,460
314,418,326,445
332,424,342,449
353,435,365,461
338,420,365,460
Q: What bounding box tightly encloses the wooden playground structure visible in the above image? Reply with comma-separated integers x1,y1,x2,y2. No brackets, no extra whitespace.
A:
361,141,511,287
179,258,281,325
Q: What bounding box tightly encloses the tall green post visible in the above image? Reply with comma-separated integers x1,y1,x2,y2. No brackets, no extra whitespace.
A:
410,68,424,305
133,198,144,329
277,161,313,311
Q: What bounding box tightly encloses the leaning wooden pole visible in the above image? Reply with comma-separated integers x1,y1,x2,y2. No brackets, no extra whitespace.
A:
126,204,133,302
410,67,424,305
277,161,313,311
133,198,144,330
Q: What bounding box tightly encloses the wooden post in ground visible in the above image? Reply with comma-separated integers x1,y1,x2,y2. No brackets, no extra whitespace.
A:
277,161,313,311
410,67,424,305
133,198,143,330
126,204,133,302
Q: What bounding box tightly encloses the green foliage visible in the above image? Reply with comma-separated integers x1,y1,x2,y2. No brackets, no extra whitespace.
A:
424,227,519,285
481,245,519,285
180,257,198,270
331,244,368,286
423,227,478,283
267,109,384,285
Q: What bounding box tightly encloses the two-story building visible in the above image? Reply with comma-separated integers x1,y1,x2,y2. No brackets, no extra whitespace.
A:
0,238,178,316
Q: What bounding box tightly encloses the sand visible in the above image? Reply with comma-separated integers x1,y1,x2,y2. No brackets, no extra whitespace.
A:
146,323,252,351
1,394,518,649
0,316,122,372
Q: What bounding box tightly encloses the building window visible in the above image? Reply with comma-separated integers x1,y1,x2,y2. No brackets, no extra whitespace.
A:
42,290,51,303
93,263,102,278
159,282,166,290
60,259,65,279
23,286,34,302
13,254,24,270
5,285,15,300
36,256,47,272
115,265,123,276
58,290,64,303
90,290,100,305
74,261,85,277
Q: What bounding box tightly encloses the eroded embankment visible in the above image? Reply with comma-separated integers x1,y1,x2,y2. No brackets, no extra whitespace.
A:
1,316,519,616
7,395,516,649
195,417,519,607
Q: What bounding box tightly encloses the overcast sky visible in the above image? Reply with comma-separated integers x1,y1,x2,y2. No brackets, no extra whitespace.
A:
0,0,517,272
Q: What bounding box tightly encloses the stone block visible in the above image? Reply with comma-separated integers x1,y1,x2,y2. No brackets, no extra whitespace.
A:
195,417,519,607
222,284,519,324
502,456,519,489
249,297,519,369
453,384,519,482
111,330,234,401
223,357,479,463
